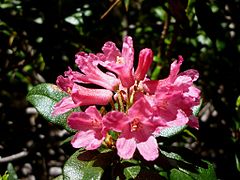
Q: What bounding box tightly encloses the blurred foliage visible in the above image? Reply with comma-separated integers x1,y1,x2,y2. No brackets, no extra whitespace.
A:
0,0,240,179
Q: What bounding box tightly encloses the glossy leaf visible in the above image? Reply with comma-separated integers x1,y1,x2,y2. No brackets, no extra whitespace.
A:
170,169,192,180
160,147,217,180
192,98,203,116
170,161,217,180
26,83,80,132
63,149,113,180
0,171,9,180
158,126,186,138
7,163,18,180
123,166,141,179
190,161,217,180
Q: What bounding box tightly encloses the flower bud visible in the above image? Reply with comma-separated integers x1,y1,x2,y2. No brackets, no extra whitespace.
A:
135,48,153,81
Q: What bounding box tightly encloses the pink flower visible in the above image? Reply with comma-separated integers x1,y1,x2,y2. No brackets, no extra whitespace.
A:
143,56,201,129
74,52,120,91
52,96,79,116
52,83,113,115
99,36,135,88
56,75,74,93
103,97,159,161
135,48,153,81
52,36,201,161
71,84,113,106
68,106,105,150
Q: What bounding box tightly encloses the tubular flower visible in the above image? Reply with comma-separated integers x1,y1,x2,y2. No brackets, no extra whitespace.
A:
52,36,201,161
68,106,105,150
143,56,201,129
74,52,120,91
99,36,135,88
103,97,159,160
135,48,153,81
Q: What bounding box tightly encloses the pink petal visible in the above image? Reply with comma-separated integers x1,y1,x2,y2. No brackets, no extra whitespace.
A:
116,66,135,88
168,56,184,82
85,106,103,120
52,96,79,116
122,36,134,69
179,69,199,81
68,112,91,131
116,137,136,159
56,75,74,92
128,97,153,122
74,53,119,91
98,36,135,88
119,36,135,87
71,130,104,150
135,48,153,81
68,106,102,131
136,136,159,161
165,109,189,127
143,79,167,94
71,84,113,106
102,41,121,62
185,86,201,99
188,115,199,129
103,111,129,132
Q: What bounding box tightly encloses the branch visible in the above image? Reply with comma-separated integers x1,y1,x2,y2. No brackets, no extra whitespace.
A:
0,151,28,163
100,0,121,20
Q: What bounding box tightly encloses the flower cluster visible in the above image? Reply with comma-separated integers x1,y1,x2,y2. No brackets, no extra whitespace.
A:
52,36,200,161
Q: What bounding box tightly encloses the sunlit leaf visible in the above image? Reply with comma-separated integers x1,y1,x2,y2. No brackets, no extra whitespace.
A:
7,163,18,180
27,83,80,132
63,149,113,180
123,166,141,179
157,126,186,138
170,169,192,180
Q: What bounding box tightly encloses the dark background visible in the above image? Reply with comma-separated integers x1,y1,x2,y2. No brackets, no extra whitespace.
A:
0,0,240,179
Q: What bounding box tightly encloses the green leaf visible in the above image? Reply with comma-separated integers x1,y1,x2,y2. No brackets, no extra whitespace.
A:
193,98,203,116
236,95,240,111
63,149,113,180
170,169,192,180
157,126,186,138
0,171,9,180
124,0,130,11
160,149,183,161
26,83,80,132
185,161,217,180
169,160,216,180
123,166,141,179
151,65,161,80
235,154,240,172
7,163,18,180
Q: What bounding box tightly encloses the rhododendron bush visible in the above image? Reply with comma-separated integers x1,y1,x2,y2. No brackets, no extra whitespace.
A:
27,36,216,179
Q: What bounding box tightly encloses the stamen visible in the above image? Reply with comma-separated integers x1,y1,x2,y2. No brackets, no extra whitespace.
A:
91,118,101,128
67,87,72,94
130,118,142,132
116,56,124,64
117,90,125,112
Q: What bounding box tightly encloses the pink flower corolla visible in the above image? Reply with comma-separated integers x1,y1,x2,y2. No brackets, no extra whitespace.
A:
143,56,201,129
68,106,105,150
74,52,120,91
135,48,153,81
103,98,159,161
52,83,113,115
98,36,135,88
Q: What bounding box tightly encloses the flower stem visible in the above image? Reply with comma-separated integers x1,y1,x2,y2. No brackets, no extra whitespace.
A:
117,90,125,112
